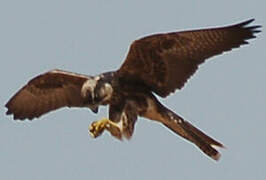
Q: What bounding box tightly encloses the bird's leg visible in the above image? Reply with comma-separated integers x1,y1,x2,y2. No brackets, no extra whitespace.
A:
89,118,122,140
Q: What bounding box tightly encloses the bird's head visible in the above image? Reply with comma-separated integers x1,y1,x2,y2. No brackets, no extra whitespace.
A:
81,72,114,113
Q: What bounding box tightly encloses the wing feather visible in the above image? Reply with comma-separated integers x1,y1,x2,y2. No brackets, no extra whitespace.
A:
5,69,91,120
117,19,261,97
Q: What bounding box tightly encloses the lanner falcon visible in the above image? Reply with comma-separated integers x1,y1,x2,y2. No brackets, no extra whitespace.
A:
5,19,261,161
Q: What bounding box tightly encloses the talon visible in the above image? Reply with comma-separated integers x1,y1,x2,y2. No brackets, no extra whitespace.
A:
89,131,96,138
89,119,108,138
89,123,102,138
88,118,123,140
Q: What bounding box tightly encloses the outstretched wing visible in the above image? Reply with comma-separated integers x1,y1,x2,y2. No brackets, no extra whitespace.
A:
5,69,91,120
117,19,261,97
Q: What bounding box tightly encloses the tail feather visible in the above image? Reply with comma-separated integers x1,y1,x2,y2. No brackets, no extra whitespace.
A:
163,109,224,161
184,121,224,148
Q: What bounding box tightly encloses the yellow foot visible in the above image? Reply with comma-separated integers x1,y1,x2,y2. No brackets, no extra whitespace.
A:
89,118,122,140
89,118,109,138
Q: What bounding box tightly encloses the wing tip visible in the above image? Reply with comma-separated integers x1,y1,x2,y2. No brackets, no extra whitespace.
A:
237,18,262,34
229,18,261,44
5,100,14,116
6,110,12,115
5,99,29,121
237,18,255,27
6,110,33,121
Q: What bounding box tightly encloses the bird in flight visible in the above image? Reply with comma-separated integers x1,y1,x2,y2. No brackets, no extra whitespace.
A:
5,19,261,161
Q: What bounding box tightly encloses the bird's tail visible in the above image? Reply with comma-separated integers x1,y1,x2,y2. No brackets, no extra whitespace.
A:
162,108,224,161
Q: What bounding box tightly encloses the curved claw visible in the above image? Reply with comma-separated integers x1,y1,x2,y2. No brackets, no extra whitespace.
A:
88,118,122,140
89,121,105,138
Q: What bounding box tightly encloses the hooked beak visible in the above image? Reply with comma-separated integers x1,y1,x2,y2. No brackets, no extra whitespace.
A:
89,105,99,113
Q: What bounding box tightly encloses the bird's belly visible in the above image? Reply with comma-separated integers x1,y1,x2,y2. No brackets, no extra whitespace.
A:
140,97,165,123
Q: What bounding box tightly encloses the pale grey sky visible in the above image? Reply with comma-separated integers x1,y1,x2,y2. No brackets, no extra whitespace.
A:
1,0,265,179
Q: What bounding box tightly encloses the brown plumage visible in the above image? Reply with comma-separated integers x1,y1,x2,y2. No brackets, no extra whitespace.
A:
6,70,91,120
5,19,261,161
118,19,260,97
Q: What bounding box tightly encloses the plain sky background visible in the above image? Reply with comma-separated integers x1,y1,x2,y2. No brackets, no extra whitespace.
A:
0,0,265,179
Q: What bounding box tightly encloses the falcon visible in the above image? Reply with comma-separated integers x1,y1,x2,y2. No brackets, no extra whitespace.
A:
5,19,261,161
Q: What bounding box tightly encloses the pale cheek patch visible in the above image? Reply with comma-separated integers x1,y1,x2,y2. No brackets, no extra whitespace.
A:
81,76,100,98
